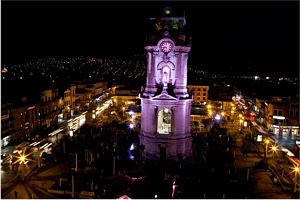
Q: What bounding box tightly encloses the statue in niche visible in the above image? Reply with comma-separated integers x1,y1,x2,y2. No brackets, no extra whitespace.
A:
161,66,171,87
163,72,168,86
157,108,172,134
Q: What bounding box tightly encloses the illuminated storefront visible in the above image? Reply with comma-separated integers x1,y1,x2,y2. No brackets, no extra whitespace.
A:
271,125,299,135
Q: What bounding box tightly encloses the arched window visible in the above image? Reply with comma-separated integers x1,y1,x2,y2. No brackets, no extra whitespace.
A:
157,108,172,134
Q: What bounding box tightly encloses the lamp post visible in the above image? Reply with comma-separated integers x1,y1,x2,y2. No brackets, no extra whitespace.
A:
264,139,270,160
292,166,300,193
270,145,277,160
239,119,243,131
13,149,31,180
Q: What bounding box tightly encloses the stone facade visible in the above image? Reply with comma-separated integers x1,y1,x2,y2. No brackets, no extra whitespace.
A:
139,36,193,161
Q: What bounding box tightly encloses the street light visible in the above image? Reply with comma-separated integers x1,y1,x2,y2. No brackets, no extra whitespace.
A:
12,148,33,180
270,145,278,160
290,166,300,192
264,139,270,160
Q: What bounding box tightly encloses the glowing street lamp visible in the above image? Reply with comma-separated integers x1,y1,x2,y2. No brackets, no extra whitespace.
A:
12,147,33,180
12,148,32,166
270,145,278,160
290,166,300,192
207,104,211,109
214,114,221,121
92,110,96,119
19,155,26,163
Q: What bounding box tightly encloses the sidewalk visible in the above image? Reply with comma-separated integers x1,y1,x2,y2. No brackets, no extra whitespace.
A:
2,162,70,199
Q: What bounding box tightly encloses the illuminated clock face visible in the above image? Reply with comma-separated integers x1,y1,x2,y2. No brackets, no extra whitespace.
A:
160,41,172,53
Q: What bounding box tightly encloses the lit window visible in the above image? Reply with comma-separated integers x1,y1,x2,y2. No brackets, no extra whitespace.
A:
157,108,171,134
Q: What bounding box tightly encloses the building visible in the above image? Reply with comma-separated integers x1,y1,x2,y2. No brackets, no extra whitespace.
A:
1,103,16,147
139,7,193,161
39,88,62,130
1,101,40,146
60,84,77,120
256,96,299,135
187,85,209,104
75,81,108,111
113,87,139,106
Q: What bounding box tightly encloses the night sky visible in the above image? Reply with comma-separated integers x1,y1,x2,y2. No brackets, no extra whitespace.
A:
2,1,299,75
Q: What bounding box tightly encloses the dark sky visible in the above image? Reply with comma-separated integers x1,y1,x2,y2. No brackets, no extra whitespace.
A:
2,1,299,75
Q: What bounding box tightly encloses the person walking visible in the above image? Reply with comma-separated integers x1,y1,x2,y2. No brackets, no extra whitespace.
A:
14,191,18,199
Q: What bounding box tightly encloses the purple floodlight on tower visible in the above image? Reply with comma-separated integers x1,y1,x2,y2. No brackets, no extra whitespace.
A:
139,7,193,161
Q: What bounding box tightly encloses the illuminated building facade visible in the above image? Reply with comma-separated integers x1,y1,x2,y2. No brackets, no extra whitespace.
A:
139,7,193,160
187,85,209,104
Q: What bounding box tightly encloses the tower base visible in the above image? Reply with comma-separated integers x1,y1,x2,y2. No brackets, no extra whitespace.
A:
139,133,192,161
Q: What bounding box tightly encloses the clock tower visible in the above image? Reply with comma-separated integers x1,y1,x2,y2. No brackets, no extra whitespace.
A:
139,7,193,161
